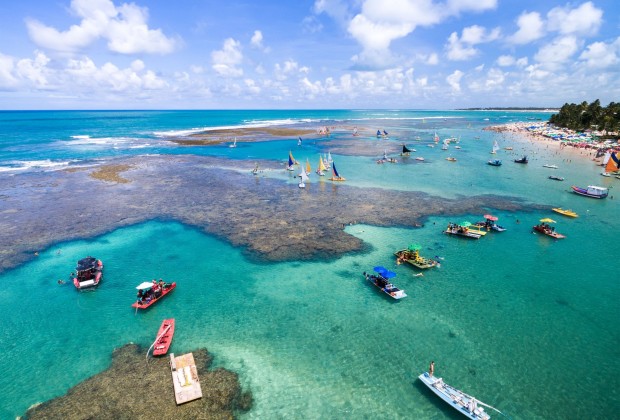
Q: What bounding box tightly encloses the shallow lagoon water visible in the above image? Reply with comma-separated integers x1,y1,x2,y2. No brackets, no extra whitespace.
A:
0,110,618,419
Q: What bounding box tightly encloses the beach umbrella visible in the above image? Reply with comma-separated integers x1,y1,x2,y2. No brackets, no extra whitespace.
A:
136,281,154,290
373,266,388,274
539,218,556,223
407,244,422,251
459,221,472,227
483,214,498,221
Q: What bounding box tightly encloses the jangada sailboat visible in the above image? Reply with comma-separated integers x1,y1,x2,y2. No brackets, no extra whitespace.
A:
316,155,327,176
400,144,414,156
298,165,309,188
490,140,499,154
287,151,298,171
229,137,237,148
329,162,346,181
305,158,312,175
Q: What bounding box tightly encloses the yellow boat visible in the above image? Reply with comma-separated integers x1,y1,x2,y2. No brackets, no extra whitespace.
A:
552,208,578,218
395,248,437,269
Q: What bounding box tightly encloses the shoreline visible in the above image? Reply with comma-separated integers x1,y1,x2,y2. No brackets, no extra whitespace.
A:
484,122,612,165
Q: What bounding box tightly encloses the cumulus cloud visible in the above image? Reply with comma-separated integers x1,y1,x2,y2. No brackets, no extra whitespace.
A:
579,37,620,69
0,53,19,89
26,0,177,55
445,25,500,61
250,30,270,52
547,1,602,36
340,0,497,68
534,36,579,68
446,69,464,92
211,38,243,77
274,60,300,80
508,11,544,45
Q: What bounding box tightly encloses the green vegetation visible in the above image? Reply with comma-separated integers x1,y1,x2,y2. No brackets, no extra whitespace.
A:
549,100,620,133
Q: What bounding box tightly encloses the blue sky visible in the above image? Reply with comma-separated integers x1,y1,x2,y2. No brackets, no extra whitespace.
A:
0,0,618,109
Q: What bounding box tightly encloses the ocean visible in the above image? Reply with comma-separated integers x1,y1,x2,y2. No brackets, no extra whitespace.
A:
0,110,618,419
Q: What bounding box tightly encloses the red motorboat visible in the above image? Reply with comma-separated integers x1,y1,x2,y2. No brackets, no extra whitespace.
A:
132,281,176,309
72,257,103,290
532,224,566,239
152,318,175,356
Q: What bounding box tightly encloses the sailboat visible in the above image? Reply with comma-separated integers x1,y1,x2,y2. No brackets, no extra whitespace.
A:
490,140,499,154
298,165,309,188
603,152,619,174
400,144,413,156
251,162,260,175
353,127,359,136
229,137,237,148
433,132,440,143
327,152,333,166
316,156,327,176
298,136,303,146
287,151,297,171
305,158,312,175
442,139,449,151
329,162,346,181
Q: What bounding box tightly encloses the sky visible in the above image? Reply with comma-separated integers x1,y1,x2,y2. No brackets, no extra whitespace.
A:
0,0,619,109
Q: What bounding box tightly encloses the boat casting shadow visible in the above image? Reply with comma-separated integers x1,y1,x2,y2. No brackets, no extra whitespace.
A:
412,378,464,419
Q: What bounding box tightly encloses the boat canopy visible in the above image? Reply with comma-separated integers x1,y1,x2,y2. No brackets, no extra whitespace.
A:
136,281,155,290
76,257,98,271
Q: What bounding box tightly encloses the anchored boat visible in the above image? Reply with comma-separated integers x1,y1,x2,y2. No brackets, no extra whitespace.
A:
419,372,492,419
395,244,438,269
150,318,175,356
552,208,578,218
132,281,176,309
364,267,406,299
571,185,608,199
72,257,103,290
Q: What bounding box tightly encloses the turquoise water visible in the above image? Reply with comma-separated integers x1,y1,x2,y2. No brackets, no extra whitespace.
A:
0,110,618,418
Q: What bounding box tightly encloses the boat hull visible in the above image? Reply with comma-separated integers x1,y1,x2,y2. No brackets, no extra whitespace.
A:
552,208,578,218
153,318,175,356
394,250,437,269
418,372,490,420
532,225,565,239
364,273,406,299
132,282,176,309
571,186,608,199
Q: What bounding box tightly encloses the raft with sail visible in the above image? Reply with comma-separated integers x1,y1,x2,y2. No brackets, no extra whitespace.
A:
329,162,346,181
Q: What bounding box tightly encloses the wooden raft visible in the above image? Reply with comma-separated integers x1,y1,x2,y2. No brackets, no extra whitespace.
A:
169,352,202,405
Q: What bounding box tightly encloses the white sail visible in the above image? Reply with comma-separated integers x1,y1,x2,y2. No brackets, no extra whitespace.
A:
327,152,333,163
442,139,449,150
491,140,499,154
298,165,309,188
602,152,611,165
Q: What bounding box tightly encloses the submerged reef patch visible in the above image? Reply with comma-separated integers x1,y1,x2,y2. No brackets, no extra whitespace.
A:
22,344,251,419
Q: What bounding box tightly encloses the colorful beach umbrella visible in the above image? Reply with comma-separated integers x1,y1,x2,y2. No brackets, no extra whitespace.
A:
407,244,422,251
484,214,498,221
459,221,472,227
540,218,556,223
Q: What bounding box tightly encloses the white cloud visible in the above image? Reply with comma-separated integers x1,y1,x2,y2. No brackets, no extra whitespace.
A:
534,36,579,68
244,78,261,94
16,51,51,88
547,1,602,36
0,53,19,89
508,11,544,45
211,38,243,77
446,69,464,92
445,25,500,61
275,60,300,80
26,0,177,55
496,55,515,67
344,0,497,68
579,37,620,69
250,30,270,52
426,53,439,65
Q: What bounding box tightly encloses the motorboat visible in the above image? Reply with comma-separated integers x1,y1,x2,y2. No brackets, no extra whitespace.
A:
395,247,438,269
543,164,558,169
514,156,528,164
444,223,482,239
487,159,502,166
72,257,103,290
571,185,608,199
132,281,176,309
548,175,564,181
364,268,407,299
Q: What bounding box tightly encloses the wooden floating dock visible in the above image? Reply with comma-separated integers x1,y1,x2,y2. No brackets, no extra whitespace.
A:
169,352,202,405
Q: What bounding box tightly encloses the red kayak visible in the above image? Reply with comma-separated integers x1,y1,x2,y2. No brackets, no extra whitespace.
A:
152,318,175,356
132,282,176,309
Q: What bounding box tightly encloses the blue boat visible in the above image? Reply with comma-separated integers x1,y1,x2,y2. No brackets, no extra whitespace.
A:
364,267,406,299
487,159,502,166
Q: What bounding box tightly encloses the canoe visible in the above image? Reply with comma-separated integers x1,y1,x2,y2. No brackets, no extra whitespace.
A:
153,319,175,356
419,372,491,419
552,208,578,218
132,282,176,309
